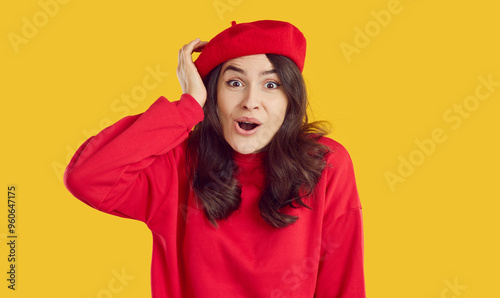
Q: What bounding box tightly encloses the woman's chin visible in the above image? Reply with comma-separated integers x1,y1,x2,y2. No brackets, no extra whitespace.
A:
232,144,258,155
224,130,272,155
227,138,262,155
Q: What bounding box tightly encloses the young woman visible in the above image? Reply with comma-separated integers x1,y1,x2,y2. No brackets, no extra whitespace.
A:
65,20,365,297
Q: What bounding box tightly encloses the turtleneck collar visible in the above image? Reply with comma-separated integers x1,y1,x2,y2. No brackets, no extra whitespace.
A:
232,149,267,164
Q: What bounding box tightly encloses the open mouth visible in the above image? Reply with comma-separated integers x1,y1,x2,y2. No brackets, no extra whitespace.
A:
237,121,260,131
234,117,262,135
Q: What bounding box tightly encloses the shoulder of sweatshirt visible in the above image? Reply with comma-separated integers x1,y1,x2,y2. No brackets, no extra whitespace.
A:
317,136,355,167
316,136,362,212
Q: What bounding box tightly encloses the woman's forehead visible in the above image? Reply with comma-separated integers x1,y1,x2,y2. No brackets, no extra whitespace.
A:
220,54,275,76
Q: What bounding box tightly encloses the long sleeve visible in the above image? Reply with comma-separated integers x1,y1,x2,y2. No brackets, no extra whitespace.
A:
315,141,366,297
63,94,204,223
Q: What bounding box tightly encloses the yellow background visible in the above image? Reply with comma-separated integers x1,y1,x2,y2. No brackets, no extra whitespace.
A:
1,0,499,297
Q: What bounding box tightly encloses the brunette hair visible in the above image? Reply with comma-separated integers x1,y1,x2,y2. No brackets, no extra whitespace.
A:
186,54,330,228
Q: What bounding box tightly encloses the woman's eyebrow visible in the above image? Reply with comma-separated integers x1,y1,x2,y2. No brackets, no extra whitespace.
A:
222,65,246,75
222,65,277,76
259,69,277,76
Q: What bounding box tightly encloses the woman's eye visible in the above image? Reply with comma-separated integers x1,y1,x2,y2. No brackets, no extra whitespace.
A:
265,82,280,89
227,80,242,87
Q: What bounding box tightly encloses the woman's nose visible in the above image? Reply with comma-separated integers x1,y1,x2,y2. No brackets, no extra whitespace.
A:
241,87,260,110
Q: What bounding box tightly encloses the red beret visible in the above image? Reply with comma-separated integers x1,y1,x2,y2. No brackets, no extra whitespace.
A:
194,20,306,79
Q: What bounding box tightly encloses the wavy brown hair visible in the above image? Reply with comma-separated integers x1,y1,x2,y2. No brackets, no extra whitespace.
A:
187,54,330,228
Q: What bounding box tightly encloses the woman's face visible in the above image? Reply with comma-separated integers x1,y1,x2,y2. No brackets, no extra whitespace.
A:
216,54,288,154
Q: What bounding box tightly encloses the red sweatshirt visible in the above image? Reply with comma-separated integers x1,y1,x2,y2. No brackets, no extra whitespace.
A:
64,94,365,297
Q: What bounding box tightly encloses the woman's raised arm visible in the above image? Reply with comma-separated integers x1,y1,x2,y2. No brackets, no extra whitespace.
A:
63,94,204,223
177,38,208,107
64,39,210,223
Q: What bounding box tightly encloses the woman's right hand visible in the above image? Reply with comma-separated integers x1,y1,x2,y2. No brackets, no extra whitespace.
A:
177,38,208,108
